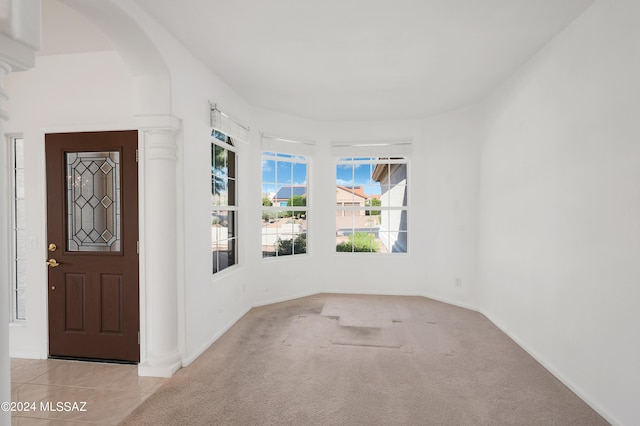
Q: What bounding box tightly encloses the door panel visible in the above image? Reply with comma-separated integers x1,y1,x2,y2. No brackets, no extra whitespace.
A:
100,274,123,334
46,131,139,362
64,273,86,332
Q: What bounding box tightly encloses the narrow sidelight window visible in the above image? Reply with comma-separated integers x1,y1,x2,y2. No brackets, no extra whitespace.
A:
211,130,238,273
10,136,26,320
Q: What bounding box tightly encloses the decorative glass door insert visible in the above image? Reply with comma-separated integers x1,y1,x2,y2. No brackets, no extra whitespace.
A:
66,151,121,252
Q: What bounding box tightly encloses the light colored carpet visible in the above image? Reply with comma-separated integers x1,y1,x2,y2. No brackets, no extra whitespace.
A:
122,294,607,425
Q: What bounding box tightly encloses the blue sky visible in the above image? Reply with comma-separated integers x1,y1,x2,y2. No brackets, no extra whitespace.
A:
261,156,382,197
336,163,382,196
262,159,307,196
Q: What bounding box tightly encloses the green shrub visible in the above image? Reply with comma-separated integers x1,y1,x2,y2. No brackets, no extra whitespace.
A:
262,211,277,221
287,195,306,207
277,234,307,255
365,198,381,216
336,232,378,252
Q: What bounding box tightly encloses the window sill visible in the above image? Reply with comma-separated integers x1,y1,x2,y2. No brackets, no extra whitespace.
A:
211,263,240,283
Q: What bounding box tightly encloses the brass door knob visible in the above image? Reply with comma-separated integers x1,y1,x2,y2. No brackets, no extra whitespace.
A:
46,258,61,267
48,243,57,252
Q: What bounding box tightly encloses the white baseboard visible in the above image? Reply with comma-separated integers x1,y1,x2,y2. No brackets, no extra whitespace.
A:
138,358,182,378
181,307,251,367
480,309,620,426
252,290,320,308
421,292,479,312
321,289,479,312
9,350,47,360
322,289,424,297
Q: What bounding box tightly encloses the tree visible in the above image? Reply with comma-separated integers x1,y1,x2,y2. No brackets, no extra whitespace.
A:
262,197,273,206
211,144,227,197
287,195,306,207
287,195,306,219
365,198,381,216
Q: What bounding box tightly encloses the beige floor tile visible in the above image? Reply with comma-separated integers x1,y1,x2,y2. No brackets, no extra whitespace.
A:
10,358,162,425
29,361,163,393
10,359,29,369
10,361,64,384
14,387,150,425
143,379,167,394
11,383,18,402
11,384,65,405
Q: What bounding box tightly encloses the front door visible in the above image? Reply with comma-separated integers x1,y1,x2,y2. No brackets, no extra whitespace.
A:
45,131,139,362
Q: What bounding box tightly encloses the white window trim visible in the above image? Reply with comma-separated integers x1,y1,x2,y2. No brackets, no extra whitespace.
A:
8,134,26,321
212,131,239,275
261,151,310,259
335,156,410,255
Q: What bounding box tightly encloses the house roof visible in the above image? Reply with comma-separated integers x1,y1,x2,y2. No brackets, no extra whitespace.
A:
275,185,379,200
336,186,369,200
372,164,387,183
274,186,306,200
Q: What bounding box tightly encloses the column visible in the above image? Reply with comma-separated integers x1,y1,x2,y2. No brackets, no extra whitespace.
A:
137,115,182,378
0,59,12,426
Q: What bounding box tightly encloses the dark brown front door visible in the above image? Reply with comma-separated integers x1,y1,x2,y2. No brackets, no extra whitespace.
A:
45,131,139,362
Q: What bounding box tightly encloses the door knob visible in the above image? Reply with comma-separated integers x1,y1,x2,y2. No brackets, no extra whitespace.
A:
46,258,61,267
48,243,57,252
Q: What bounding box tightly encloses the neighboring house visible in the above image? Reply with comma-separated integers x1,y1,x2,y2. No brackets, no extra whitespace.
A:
274,185,376,213
272,185,306,206
372,163,408,253
336,185,369,215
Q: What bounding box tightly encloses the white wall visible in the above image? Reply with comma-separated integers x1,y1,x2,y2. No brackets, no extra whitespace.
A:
244,108,482,310
314,110,481,307
246,108,323,307
169,44,256,366
478,1,640,424
5,51,135,358
416,108,482,308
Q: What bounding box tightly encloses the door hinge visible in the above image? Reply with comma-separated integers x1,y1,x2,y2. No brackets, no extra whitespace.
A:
138,331,140,345
135,149,139,162
137,241,139,254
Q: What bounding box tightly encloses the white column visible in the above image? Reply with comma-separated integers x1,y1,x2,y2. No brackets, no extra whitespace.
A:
137,115,182,378
0,59,12,426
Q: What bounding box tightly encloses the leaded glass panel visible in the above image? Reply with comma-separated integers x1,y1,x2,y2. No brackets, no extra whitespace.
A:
66,151,121,252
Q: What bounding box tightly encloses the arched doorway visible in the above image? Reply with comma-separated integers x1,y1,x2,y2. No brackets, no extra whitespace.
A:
3,0,183,384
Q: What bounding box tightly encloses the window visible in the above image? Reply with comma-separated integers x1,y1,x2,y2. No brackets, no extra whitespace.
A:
10,136,26,320
211,130,237,274
335,157,408,253
261,152,308,258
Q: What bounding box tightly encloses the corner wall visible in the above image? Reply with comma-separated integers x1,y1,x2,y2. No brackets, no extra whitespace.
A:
478,1,640,424
317,109,482,309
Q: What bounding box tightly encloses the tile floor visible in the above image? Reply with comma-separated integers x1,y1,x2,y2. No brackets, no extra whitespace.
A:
9,358,165,425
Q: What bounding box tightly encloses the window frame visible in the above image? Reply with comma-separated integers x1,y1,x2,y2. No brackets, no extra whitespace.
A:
261,151,310,259
335,156,409,255
8,134,26,321
211,130,239,275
